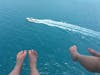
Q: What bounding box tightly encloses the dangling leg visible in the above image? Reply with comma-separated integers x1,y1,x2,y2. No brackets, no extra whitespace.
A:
28,50,39,75
9,50,27,75
69,45,100,73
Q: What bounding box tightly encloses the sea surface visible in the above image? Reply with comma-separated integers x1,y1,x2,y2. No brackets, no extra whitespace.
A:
0,0,100,75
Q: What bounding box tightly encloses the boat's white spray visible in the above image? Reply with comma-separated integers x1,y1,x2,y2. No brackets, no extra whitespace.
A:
27,18,100,39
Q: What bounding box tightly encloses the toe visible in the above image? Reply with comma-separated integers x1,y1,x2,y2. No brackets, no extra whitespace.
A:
33,51,37,56
70,45,77,50
73,45,77,49
17,51,23,56
23,50,27,57
28,50,31,53
23,50,27,55
28,50,32,56
69,45,77,53
31,50,37,55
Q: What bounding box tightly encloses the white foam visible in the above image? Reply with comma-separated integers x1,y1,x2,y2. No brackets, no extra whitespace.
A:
27,18,100,39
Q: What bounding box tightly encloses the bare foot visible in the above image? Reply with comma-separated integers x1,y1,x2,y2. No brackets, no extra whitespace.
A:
88,48,100,57
16,50,27,67
28,50,39,75
28,50,37,69
69,45,80,61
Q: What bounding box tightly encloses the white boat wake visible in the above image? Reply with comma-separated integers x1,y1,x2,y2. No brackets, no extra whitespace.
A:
26,18,100,39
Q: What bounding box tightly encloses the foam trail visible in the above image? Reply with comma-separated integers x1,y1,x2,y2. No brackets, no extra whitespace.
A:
27,18,100,39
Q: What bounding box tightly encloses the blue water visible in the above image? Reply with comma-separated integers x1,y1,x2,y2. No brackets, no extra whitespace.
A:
0,0,100,75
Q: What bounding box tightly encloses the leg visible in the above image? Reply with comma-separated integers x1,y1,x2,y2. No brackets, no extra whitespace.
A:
28,50,39,75
69,45,100,73
9,50,27,75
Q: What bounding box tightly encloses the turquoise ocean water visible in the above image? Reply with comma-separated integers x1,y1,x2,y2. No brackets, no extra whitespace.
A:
0,0,100,75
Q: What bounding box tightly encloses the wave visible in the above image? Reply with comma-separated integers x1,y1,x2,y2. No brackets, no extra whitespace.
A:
27,18,100,39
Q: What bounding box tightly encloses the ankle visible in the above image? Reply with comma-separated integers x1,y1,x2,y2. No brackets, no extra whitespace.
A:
30,64,37,68
74,53,80,61
15,63,23,69
12,65,22,73
30,66,38,72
